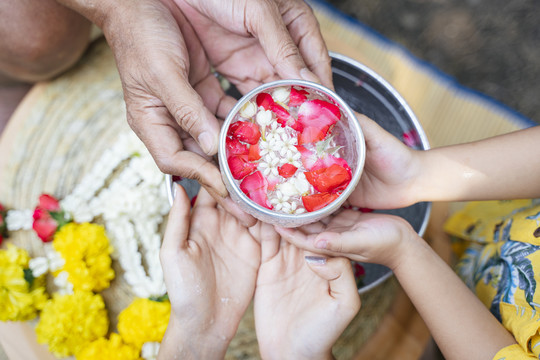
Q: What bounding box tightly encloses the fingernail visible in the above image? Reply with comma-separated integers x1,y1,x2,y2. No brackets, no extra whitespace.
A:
198,131,217,155
300,68,320,84
315,239,327,249
305,256,327,265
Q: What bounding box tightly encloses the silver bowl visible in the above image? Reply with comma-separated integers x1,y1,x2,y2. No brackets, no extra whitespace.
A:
166,52,431,294
218,80,365,227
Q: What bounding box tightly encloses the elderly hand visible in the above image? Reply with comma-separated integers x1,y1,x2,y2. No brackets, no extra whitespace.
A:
173,0,333,92
254,228,360,360
158,185,262,359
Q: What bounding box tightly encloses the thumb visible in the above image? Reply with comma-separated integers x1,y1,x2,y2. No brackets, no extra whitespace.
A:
159,74,221,156
305,255,360,307
247,0,320,83
162,184,192,252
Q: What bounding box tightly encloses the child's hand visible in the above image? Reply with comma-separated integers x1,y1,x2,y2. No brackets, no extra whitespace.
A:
158,185,262,359
276,210,420,270
254,232,360,360
348,114,423,209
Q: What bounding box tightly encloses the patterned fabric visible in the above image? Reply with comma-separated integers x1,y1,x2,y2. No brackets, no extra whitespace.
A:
444,200,540,358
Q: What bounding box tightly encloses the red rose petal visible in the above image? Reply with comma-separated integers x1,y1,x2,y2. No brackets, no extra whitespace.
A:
296,145,318,170
248,143,261,161
38,194,61,212
227,155,258,180
302,192,339,212
298,125,329,145
226,137,249,156
304,164,352,193
228,121,261,145
298,99,341,131
278,163,298,178
270,103,292,128
33,217,58,242
311,154,351,175
289,87,309,107
240,171,272,209
256,93,275,110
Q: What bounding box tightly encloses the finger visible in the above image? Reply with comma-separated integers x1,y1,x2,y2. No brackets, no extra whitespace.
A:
162,184,192,251
260,223,281,262
247,0,321,83
219,196,257,227
193,186,217,208
278,0,334,88
305,256,361,308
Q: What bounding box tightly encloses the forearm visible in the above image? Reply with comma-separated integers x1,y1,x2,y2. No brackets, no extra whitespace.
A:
158,316,230,360
393,238,516,360
413,126,540,202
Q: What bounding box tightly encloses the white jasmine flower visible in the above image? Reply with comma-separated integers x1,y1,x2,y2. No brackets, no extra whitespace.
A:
142,342,160,360
279,149,302,167
272,87,290,103
54,271,74,295
293,173,311,195
270,190,290,211
259,153,280,177
256,109,273,127
279,134,298,155
28,257,49,278
6,209,33,231
239,101,257,119
294,207,306,214
278,181,299,197
266,121,285,139
259,140,273,157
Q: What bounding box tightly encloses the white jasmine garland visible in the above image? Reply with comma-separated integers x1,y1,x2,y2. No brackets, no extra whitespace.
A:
142,342,160,360
54,271,74,295
57,131,168,298
5,209,33,231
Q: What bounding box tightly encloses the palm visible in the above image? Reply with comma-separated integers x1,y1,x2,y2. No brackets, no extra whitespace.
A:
162,188,261,341
254,239,353,359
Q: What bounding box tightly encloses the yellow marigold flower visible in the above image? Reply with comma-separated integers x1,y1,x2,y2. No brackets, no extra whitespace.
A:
118,298,170,350
0,244,48,321
76,333,141,360
53,222,115,292
36,291,109,358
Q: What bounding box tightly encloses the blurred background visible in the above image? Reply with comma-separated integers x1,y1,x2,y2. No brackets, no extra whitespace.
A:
326,0,540,124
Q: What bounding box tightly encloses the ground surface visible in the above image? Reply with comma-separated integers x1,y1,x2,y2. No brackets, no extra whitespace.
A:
327,0,540,124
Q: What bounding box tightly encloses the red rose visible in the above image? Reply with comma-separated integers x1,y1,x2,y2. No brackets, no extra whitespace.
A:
32,194,70,243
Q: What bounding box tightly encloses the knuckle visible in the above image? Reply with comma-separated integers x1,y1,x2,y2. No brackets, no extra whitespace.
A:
171,104,200,134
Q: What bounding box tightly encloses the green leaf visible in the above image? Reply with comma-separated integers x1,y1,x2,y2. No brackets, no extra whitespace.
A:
23,268,35,287
149,293,169,302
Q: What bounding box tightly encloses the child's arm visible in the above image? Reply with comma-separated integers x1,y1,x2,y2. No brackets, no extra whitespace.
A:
349,115,540,209
415,125,540,202
277,211,517,360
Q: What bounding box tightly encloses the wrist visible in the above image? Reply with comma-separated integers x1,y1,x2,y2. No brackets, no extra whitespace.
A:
159,315,230,360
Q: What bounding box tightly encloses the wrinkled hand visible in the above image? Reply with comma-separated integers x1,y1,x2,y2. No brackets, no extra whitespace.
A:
276,209,418,269
254,230,360,360
97,0,256,220
173,0,333,92
348,114,423,209
158,185,261,359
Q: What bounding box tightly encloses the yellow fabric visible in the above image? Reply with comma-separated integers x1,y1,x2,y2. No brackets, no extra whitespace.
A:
493,344,535,359
445,200,540,357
